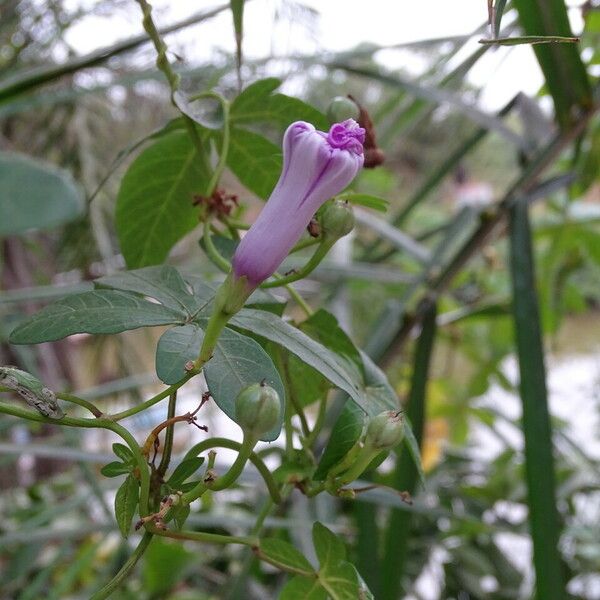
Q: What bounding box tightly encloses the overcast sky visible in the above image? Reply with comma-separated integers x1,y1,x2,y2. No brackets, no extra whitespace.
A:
64,0,587,110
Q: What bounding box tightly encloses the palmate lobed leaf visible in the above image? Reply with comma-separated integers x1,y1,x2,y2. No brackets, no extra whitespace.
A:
9,266,405,447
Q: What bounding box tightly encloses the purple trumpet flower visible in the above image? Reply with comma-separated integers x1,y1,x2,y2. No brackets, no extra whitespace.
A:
231,119,365,289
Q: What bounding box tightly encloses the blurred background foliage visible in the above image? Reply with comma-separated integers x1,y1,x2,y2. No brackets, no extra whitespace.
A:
1,0,600,598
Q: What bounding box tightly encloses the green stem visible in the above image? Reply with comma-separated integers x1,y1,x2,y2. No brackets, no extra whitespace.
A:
181,433,256,503
134,0,208,164
157,391,177,478
57,392,103,418
108,374,194,421
183,437,281,503
90,531,153,600
226,486,293,599
281,281,313,317
223,218,250,230
261,240,335,288
275,349,309,437
203,219,232,273
148,524,256,546
304,393,328,448
198,93,230,195
196,309,229,367
290,236,321,254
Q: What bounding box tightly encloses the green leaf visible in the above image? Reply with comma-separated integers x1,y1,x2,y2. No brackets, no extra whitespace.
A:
509,199,565,599
95,265,200,315
0,152,83,236
314,402,365,480
226,127,282,199
319,560,361,600
231,309,396,416
402,415,426,488
89,118,187,204
9,290,183,344
512,0,592,129
112,443,133,463
114,474,139,538
155,324,205,385
493,0,509,37
231,78,328,129
286,355,330,410
167,457,205,488
203,326,285,441
360,351,408,425
115,131,211,268
173,91,224,129
479,35,580,46
100,461,131,478
313,522,346,569
172,503,191,530
280,576,327,600
381,304,436,600
363,350,427,484
285,309,362,411
299,310,363,373
336,192,389,212
231,0,244,76
258,538,315,576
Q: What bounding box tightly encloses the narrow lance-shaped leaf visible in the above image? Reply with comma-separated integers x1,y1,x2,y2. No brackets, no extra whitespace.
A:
9,290,184,344
115,474,139,538
96,265,201,315
509,198,565,600
512,0,592,129
381,303,437,600
230,308,396,416
493,0,509,38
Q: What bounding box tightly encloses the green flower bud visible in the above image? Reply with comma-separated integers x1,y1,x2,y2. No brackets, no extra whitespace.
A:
235,382,281,437
365,411,404,450
319,200,355,242
326,96,361,124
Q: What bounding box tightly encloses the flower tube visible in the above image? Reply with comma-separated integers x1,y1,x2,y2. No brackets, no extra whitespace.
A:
231,119,365,290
